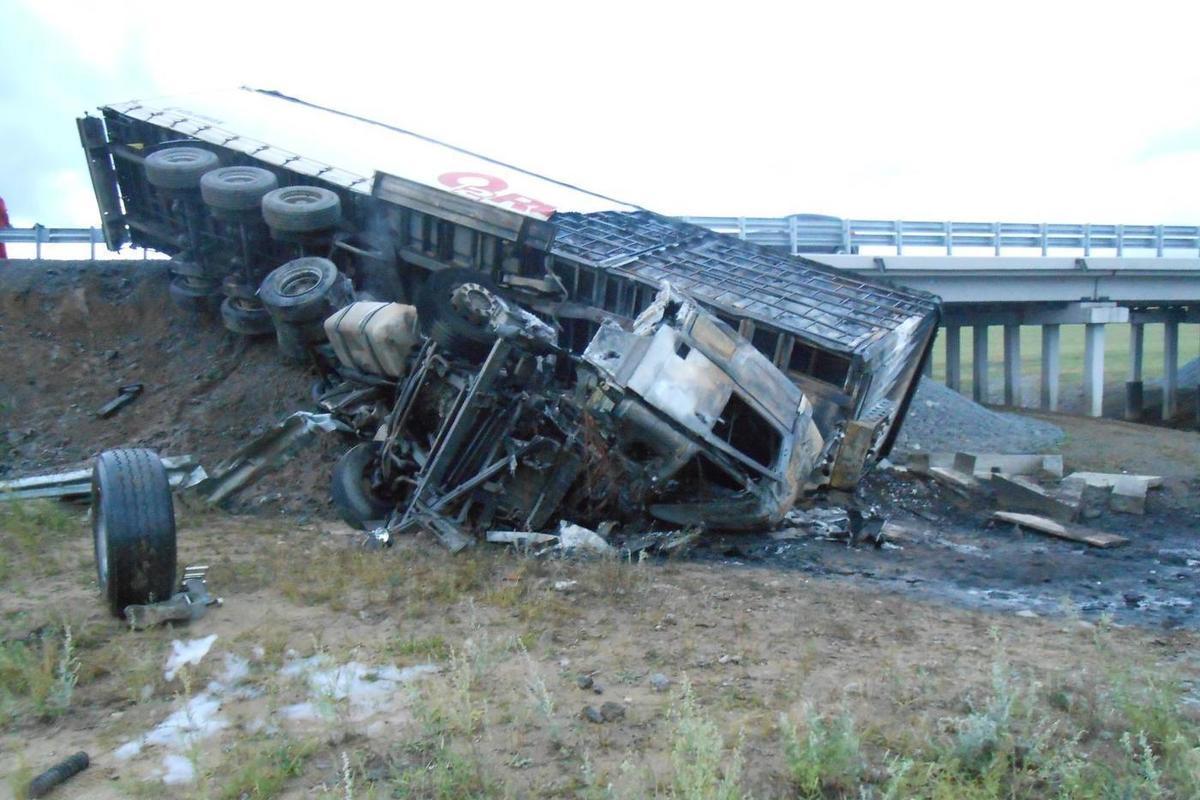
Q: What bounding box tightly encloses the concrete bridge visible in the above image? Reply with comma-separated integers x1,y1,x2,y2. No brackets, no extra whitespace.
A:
684,216,1200,422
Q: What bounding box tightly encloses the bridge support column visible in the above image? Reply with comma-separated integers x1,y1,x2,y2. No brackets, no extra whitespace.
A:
1125,323,1144,420
1083,323,1106,417
972,325,989,404
945,325,961,393
1003,324,1022,406
1163,320,1179,420
1040,324,1060,411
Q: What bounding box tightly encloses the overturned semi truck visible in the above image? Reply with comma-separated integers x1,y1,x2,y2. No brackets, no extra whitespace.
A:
77,87,940,540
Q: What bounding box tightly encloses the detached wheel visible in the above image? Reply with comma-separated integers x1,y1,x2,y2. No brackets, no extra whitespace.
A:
220,295,274,336
331,443,394,529
200,166,279,211
92,449,177,617
262,186,342,233
259,257,349,323
416,268,500,363
144,147,220,190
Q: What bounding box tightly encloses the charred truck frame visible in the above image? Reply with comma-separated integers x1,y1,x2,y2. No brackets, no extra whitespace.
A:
78,88,940,545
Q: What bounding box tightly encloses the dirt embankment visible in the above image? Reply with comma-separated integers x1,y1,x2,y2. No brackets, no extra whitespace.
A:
0,260,341,515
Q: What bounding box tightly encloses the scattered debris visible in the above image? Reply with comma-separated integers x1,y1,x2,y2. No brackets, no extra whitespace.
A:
0,454,206,502
1061,472,1162,516
125,565,222,630
915,452,1063,480
990,474,1078,523
556,522,615,555
991,511,1129,549
95,382,144,419
649,673,671,692
27,751,89,798
200,412,347,505
486,531,557,546
553,580,578,592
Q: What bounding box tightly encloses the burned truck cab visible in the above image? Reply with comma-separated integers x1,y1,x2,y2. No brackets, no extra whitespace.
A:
581,289,823,529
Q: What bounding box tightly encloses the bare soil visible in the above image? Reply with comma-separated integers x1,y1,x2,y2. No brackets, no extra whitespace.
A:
2,260,1200,797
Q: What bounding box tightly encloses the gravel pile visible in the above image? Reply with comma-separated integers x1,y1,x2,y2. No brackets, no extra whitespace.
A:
893,377,1064,455
1156,356,1200,389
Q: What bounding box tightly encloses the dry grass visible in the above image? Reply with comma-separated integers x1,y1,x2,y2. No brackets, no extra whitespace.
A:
2,507,1200,798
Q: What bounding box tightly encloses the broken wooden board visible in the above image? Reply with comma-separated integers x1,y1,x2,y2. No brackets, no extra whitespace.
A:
992,511,1129,548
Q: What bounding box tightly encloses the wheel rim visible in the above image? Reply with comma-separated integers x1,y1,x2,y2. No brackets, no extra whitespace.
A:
279,268,323,297
278,187,324,207
94,489,109,586
216,167,264,186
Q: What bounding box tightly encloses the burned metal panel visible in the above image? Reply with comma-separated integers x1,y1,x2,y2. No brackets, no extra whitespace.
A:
550,210,939,358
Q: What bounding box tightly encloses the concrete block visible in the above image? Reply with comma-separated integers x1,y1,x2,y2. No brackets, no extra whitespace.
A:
992,474,1077,523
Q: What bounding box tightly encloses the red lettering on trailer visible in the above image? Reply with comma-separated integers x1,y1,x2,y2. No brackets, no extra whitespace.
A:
438,172,556,219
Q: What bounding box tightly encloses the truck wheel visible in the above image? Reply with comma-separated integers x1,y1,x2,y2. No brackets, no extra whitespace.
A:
416,268,500,363
92,449,177,617
220,295,274,336
168,277,220,313
144,147,220,190
262,186,342,233
331,443,394,529
259,257,349,323
200,166,279,211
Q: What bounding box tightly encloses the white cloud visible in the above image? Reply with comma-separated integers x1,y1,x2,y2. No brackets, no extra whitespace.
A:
8,0,1200,224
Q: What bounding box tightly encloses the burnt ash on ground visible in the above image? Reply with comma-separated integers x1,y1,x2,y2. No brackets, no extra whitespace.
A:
3,259,1198,630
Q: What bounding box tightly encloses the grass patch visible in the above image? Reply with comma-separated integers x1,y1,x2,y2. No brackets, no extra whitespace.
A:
669,677,747,800
210,735,318,800
0,623,79,726
0,499,82,584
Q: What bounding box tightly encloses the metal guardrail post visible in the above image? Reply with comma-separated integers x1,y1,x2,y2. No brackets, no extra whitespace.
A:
993,222,1001,256
894,220,903,255
945,221,953,255
1155,225,1164,257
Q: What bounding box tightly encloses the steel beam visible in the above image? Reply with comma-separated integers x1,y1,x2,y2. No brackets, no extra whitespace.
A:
1040,324,1060,411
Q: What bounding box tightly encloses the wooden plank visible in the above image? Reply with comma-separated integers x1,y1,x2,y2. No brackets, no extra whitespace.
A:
991,511,1129,548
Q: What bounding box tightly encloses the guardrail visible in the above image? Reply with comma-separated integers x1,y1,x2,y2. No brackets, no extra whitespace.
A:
7,218,1200,260
0,225,109,259
680,216,1200,257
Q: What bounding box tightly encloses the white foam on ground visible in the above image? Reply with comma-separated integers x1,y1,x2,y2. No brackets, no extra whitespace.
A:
164,634,218,681
281,656,437,718
161,753,196,785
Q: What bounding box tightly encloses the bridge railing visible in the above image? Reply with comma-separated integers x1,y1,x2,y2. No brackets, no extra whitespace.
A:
679,216,1200,257
0,226,151,260
7,219,1200,260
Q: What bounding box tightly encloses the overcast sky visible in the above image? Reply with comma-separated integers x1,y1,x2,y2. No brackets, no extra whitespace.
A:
4,0,1200,229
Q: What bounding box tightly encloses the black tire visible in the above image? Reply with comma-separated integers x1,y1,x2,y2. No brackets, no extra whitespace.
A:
168,277,220,313
220,295,274,336
331,443,395,529
416,268,500,363
272,319,309,362
144,147,220,190
91,449,177,617
262,186,342,233
200,166,279,211
258,257,349,323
